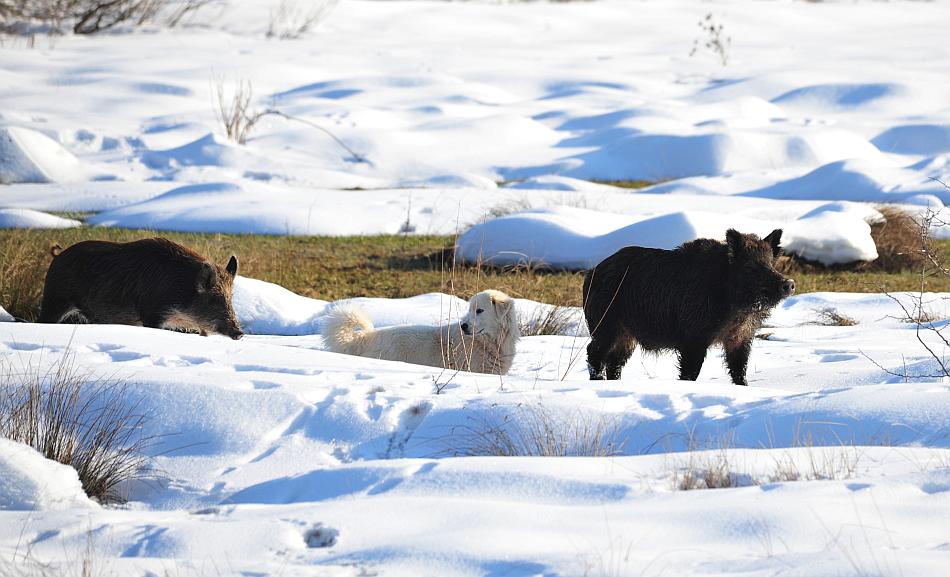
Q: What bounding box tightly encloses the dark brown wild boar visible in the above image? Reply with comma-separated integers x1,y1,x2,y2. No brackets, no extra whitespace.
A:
38,238,244,339
583,229,794,386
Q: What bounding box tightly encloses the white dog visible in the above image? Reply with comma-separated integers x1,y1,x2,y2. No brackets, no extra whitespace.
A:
322,290,520,375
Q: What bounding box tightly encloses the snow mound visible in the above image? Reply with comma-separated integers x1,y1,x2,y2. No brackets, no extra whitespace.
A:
771,82,907,112
872,124,950,156
0,306,13,322
0,126,86,184
458,205,878,269
233,276,329,335
140,133,241,171
783,205,879,265
0,208,81,229
561,129,881,181
0,439,96,511
743,158,950,205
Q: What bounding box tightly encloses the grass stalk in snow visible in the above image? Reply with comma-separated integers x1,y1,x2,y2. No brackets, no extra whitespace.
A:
0,352,154,504
266,0,338,40
519,304,577,337
443,401,624,457
807,306,858,327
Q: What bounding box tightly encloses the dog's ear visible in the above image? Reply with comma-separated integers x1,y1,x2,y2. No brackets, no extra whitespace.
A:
490,294,513,317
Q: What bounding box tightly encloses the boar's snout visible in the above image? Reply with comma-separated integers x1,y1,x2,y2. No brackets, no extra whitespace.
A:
230,330,244,340
782,278,796,297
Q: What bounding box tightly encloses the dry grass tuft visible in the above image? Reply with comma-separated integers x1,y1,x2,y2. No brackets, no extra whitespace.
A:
519,305,578,337
0,354,154,504
447,401,624,457
808,306,858,327
868,205,930,272
675,447,739,490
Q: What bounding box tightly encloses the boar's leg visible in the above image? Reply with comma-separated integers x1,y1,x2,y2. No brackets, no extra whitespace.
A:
588,332,636,381
723,338,753,386
677,343,709,381
37,291,78,324
587,337,610,380
604,337,636,381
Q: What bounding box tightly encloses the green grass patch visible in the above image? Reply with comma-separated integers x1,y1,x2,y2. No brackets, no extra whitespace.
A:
3,227,950,322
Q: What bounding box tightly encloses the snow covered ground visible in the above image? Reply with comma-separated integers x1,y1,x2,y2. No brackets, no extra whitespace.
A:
1,286,950,576
3,0,950,575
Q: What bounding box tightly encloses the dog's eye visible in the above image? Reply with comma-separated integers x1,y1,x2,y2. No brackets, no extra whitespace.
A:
476,308,484,315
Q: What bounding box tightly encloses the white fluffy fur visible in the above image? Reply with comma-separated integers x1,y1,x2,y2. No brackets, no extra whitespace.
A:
322,290,520,375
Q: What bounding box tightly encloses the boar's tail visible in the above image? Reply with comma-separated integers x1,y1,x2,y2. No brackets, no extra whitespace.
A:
49,243,63,258
322,305,374,353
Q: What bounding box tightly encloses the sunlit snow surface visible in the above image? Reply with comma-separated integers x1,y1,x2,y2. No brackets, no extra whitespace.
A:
2,0,950,574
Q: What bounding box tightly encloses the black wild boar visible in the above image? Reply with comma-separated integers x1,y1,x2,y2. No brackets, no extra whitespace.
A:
38,238,244,339
583,229,794,386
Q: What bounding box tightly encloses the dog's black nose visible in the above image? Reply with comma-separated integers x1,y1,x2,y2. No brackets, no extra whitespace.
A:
461,322,470,333
782,279,796,296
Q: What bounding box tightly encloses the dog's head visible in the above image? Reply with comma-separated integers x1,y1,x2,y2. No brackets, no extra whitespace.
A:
460,290,517,339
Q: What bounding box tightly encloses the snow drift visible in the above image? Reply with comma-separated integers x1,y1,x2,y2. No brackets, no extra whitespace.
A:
0,439,96,511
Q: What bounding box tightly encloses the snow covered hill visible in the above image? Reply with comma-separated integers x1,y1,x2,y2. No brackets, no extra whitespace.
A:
2,0,950,575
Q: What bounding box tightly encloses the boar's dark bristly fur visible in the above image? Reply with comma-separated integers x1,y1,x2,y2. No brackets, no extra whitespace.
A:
583,229,795,386
38,238,244,339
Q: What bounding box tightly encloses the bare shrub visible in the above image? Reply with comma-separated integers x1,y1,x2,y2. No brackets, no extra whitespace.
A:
865,196,950,380
213,78,265,145
689,12,731,66
267,0,337,40
446,401,624,457
869,205,930,272
808,306,858,327
0,0,210,34
0,353,154,504
211,77,370,164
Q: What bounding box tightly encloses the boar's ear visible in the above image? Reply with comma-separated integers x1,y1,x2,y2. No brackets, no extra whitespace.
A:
226,255,238,278
197,262,216,293
726,229,743,261
763,229,783,259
